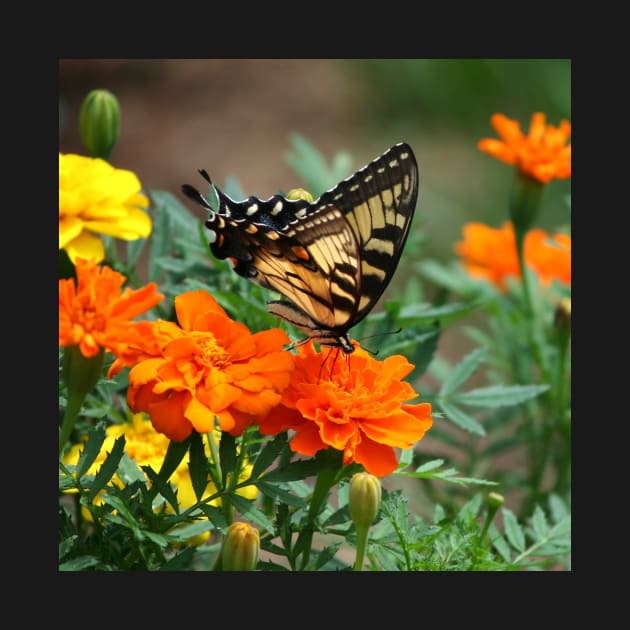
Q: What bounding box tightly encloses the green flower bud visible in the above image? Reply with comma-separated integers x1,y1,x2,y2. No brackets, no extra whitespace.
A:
349,472,382,529
221,522,260,571
79,89,120,160
286,188,314,203
509,170,545,235
554,297,571,331
62,345,105,396
487,492,505,509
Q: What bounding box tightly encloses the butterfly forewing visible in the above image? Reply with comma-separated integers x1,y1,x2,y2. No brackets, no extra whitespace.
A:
181,142,419,351
312,142,418,322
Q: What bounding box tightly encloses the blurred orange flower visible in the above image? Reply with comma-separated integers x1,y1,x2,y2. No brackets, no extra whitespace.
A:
455,221,571,291
125,289,294,441
258,342,433,477
478,112,571,183
58,258,163,359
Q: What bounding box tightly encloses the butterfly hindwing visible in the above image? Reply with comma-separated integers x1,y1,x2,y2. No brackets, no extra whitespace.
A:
181,142,419,351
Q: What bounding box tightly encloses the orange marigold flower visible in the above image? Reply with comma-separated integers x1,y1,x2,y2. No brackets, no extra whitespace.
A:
454,221,571,291
258,342,433,477
126,289,294,441
478,112,571,183
58,258,163,359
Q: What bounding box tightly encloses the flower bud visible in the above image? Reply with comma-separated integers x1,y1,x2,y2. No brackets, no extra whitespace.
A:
487,492,505,510
509,170,545,235
221,522,260,571
349,472,382,529
62,345,105,396
554,297,571,330
286,188,314,203
79,89,120,160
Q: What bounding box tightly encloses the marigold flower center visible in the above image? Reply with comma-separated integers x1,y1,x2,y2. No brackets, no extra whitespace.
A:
196,335,231,368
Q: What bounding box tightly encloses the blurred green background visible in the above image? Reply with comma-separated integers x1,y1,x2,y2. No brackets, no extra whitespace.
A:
59,59,571,268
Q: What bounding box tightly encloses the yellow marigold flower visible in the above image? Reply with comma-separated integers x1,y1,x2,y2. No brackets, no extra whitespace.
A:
63,414,258,543
59,258,163,359
258,342,433,477
478,112,571,183
455,221,571,291
59,153,152,264
125,289,295,441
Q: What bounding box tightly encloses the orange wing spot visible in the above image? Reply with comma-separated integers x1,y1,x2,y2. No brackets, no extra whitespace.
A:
228,256,238,268
292,245,310,261
245,224,258,234
217,234,225,247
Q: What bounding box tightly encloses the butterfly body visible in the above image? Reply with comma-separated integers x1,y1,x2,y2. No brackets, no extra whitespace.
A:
182,142,419,353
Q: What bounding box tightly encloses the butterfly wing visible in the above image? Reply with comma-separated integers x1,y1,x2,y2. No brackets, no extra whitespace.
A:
312,142,419,323
181,142,419,349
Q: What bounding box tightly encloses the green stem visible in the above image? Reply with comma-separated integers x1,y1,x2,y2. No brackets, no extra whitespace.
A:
514,229,533,317
59,389,86,455
298,450,342,570
353,526,369,571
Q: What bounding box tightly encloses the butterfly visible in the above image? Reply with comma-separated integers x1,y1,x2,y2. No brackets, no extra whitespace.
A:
182,142,419,354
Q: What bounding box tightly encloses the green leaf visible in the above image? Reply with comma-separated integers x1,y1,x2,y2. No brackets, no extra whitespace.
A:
125,236,146,270
228,494,275,534
256,481,306,507
488,524,512,562
143,465,179,512
219,432,237,480
197,503,228,530
285,133,346,194
502,508,525,552
157,438,190,486
261,459,321,483
457,494,483,523
75,424,106,477
439,347,487,396
88,435,125,500
251,433,289,479
59,556,102,571
188,431,209,501
397,301,479,326
548,493,569,523
415,458,445,473
437,401,486,436
160,547,195,571
531,506,549,540
166,521,213,543
453,384,549,408
310,544,343,571
117,453,147,485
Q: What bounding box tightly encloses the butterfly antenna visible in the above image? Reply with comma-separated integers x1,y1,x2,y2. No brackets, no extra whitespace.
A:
357,328,403,356
181,183,213,210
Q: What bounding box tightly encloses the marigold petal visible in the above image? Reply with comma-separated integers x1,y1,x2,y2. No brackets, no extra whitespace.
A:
258,404,304,435
175,290,228,330
148,391,194,441
63,229,106,264
199,382,242,412
251,328,291,354
128,358,164,386
490,113,524,144
83,206,152,240
353,439,399,477
290,422,326,457
361,407,433,447
528,112,547,142
59,215,84,248
185,396,217,433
